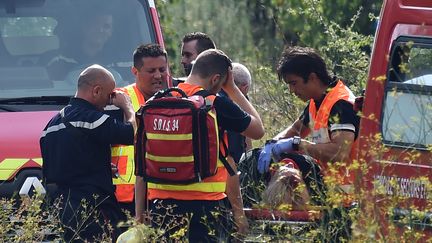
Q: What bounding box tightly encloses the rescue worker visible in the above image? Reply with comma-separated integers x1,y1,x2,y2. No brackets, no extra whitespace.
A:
257,46,360,240
136,49,265,242
172,31,216,86
40,64,136,242
112,44,168,216
181,32,216,76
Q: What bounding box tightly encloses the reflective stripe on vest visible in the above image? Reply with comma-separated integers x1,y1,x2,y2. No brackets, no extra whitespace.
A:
112,83,145,202
308,80,358,194
147,82,228,201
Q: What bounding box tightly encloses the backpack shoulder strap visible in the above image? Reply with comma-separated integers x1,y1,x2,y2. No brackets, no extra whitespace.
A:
193,89,212,98
151,87,187,100
219,153,237,177
193,89,236,176
193,89,216,107
218,129,236,176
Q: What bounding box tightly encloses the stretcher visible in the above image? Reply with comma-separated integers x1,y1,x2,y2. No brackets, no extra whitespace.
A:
238,149,353,241
243,207,322,242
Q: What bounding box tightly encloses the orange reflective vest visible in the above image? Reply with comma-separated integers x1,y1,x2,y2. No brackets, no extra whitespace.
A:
308,80,358,195
112,83,145,203
147,82,229,201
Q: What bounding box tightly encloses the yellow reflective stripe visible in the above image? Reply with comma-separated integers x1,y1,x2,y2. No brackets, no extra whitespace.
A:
207,110,220,154
0,158,29,169
146,153,193,163
112,145,136,185
125,85,139,184
112,85,141,186
112,155,136,185
33,158,43,166
126,85,141,111
217,160,224,167
0,159,29,180
111,146,123,155
147,133,192,140
148,181,226,192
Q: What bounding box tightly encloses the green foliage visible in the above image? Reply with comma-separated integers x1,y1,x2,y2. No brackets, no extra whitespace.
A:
0,196,62,242
157,0,379,141
156,0,256,77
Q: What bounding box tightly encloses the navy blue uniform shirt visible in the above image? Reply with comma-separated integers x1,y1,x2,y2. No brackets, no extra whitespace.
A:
40,97,134,196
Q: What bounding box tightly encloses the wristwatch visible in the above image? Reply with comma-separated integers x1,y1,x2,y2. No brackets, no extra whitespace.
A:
292,136,301,151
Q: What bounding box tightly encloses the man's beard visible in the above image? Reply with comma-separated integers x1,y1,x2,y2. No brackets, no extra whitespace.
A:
183,63,193,76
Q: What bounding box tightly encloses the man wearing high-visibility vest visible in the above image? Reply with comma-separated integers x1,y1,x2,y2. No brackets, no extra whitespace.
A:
111,43,168,215
257,46,360,240
135,49,265,242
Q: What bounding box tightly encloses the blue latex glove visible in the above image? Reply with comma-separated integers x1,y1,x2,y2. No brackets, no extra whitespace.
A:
257,142,276,174
271,138,294,161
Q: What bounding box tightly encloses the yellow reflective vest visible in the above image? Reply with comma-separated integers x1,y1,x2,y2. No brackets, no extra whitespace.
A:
112,83,145,203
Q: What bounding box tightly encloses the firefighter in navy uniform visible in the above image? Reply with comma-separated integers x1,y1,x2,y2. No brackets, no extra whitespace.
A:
40,64,136,242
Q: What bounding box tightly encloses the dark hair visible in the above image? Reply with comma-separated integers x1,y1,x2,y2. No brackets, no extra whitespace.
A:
191,49,232,78
133,43,167,69
182,32,216,54
276,46,332,85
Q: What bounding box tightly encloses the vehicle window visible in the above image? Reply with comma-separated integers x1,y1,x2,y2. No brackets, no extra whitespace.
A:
1,17,58,56
382,37,432,148
0,0,155,99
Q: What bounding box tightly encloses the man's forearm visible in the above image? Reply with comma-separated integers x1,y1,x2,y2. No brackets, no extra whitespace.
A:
135,176,146,222
300,140,352,162
225,158,244,215
226,174,244,214
225,159,249,235
123,107,137,133
223,84,264,139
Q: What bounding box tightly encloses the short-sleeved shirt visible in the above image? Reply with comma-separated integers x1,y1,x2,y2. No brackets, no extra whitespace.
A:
213,95,251,135
217,90,248,163
300,98,360,139
40,98,134,196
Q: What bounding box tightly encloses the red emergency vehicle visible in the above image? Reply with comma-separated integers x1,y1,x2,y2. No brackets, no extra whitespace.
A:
0,0,166,198
359,0,432,238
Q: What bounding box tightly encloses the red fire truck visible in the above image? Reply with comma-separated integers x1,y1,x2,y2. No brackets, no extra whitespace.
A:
0,0,167,198
359,0,432,238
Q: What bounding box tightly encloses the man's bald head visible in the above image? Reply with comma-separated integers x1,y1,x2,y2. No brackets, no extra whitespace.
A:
77,64,115,90
76,64,115,110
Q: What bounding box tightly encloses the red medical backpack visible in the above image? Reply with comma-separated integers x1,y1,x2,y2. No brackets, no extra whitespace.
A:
135,88,235,184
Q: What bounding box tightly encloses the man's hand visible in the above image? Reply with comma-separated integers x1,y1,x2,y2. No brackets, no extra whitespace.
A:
111,90,132,111
233,210,249,237
271,138,294,161
111,163,119,178
111,90,136,132
136,211,151,225
257,142,275,173
221,68,236,92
